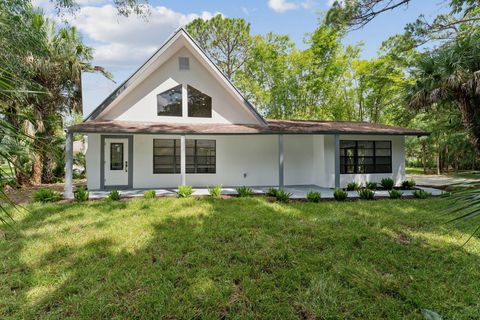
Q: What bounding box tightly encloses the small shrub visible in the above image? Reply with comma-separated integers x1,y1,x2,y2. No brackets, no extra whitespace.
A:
358,188,375,200
306,191,321,203
265,187,278,197
365,181,377,190
389,189,403,199
275,189,292,203
236,186,253,197
144,190,156,199
380,178,395,190
74,186,89,202
177,185,193,198
346,182,360,191
413,189,431,199
208,185,222,197
334,188,348,201
401,179,416,189
32,188,62,203
108,190,121,201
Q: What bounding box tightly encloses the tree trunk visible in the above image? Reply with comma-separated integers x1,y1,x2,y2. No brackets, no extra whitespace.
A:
31,151,42,185
436,144,441,175
457,95,480,154
422,141,427,174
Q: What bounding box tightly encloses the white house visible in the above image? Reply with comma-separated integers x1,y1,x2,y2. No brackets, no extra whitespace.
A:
64,28,427,197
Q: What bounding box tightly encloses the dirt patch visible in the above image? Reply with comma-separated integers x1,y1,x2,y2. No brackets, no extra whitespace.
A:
4,180,85,204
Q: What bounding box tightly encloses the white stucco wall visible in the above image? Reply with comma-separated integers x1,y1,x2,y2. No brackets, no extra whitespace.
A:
323,134,405,188
85,133,405,190
99,47,259,125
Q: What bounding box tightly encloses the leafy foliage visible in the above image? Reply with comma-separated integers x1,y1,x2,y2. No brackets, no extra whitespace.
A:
358,188,375,200
74,186,89,202
177,185,193,198
306,191,321,203
236,186,254,197
208,185,222,198
334,188,348,201
380,178,395,190
32,188,61,203
143,190,156,199
108,190,121,201
265,187,279,197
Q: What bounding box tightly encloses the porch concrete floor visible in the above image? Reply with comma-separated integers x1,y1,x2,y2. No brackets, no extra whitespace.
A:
88,185,443,199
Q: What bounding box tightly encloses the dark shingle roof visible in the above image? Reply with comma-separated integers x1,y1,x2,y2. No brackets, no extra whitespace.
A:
68,119,428,136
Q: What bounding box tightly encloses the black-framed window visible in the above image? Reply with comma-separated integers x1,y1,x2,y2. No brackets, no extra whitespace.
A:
188,85,212,118
110,143,124,170
157,85,182,116
153,139,180,174
340,140,392,174
186,139,216,173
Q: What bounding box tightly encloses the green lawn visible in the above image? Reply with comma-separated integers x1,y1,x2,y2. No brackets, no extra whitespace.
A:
406,167,480,179
1,197,479,319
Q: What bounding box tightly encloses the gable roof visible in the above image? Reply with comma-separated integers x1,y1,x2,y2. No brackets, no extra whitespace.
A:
84,28,267,125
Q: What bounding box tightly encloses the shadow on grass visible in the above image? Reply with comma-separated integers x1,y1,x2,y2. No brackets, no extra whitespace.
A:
1,197,479,319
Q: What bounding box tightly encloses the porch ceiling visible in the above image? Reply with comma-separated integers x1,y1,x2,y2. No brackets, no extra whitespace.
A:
67,119,429,136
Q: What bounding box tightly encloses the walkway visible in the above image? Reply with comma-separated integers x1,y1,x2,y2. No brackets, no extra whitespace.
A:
89,185,443,200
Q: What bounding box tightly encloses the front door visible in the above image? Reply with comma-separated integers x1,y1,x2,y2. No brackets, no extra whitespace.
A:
104,138,129,188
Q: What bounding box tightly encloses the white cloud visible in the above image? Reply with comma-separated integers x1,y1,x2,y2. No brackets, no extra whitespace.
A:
241,7,249,15
68,5,216,68
268,0,299,13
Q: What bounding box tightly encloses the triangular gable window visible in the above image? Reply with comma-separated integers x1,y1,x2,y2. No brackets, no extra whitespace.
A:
157,84,182,116
188,85,212,118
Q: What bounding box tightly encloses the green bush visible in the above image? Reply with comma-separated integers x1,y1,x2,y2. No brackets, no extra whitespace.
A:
358,188,375,200
275,189,292,203
265,187,278,197
306,191,321,203
346,182,360,191
365,181,377,190
208,185,222,197
334,188,348,201
413,189,431,199
32,188,62,203
177,185,193,198
143,190,156,199
380,178,395,190
389,189,403,199
236,186,253,197
108,190,121,201
401,179,416,189
74,186,89,202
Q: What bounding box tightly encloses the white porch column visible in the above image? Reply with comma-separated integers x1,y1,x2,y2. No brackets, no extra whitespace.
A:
278,134,284,189
180,134,186,186
334,134,340,188
64,129,74,199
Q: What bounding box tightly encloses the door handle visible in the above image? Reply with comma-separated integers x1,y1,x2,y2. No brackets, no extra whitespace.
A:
125,161,128,172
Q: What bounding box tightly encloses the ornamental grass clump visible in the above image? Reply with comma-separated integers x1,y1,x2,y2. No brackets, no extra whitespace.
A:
236,186,253,197
346,182,360,191
401,179,416,190
177,185,193,198
265,187,278,197
358,188,375,200
74,186,89,202
208,185,222,197
381,178,395,190
275,189,292,203
365,181,377,190
413,189,431,199
108,190,121,201
143,190,156,199
306,191,321,203
389,189,403,199
32,188,62,203
334,188,348,201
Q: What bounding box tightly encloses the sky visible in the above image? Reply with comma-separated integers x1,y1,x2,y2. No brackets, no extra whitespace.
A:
32,0,447,117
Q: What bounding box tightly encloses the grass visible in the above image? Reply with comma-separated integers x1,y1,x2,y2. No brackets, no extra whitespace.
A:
1,197,479,319
407,167,480,179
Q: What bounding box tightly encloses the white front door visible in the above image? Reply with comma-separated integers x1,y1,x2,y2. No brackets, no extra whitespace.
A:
104,138,129,187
